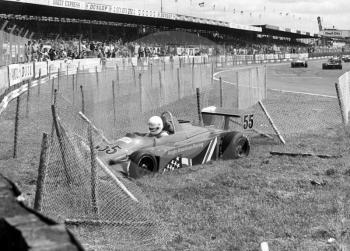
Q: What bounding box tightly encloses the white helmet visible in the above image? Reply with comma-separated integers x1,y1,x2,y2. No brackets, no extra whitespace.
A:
148,116,163,136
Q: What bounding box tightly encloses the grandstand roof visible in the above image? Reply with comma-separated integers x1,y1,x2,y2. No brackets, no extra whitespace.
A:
1,0,316,40
255,24,318,39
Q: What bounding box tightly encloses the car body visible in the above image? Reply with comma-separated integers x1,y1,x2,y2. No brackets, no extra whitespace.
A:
322,57,342,69
97,111,250,178
342,55,350,62
291,57,308,68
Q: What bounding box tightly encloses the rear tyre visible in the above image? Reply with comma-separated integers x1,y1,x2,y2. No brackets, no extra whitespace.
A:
305,63,308,68
128,151,158,178
221,132,250,159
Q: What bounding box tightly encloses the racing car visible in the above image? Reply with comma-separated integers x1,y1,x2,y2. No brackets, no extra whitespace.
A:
96,110,250,179
291,57,308,68
322,57,342,69
342,55,350,62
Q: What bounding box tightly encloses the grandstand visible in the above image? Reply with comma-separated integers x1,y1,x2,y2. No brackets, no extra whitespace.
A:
0,0,331,66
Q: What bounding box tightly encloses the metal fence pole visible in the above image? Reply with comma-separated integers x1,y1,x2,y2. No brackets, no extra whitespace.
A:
196,88,202,126
112,80,116,126
13,96,21,158
34,133,49,212
80,85,85,114
219,77,223,108
88,125,99,216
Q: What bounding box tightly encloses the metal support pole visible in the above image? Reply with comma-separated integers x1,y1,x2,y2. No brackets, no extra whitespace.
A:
13,96,20,158
88,125,99,216
34,133,49,212
196,88,203,126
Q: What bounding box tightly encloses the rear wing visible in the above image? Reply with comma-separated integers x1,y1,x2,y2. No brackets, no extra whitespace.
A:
201,106,244,130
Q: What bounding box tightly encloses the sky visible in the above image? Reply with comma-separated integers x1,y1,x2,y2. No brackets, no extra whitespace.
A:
79,0,350,34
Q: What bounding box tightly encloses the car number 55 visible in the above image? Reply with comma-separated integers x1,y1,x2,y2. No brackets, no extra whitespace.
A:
242,114,254,129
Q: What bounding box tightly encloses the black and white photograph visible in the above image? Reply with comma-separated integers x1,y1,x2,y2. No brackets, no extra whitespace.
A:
0,0,349,250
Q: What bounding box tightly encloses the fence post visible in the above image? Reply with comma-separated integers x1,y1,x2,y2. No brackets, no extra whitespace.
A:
26,80,30,118
177,68,181,100
196,88,203,126
37,69,41,96
112,80,116,126
13,96,20,158
138,73,143,113
211,62,214,86
258,100,286,145
88,125,99,216
192,57,195,90
116,64,120,87
236,71,239,108
150,63,153,87
72,74,75,92
34,133,49,212
80,85,85,114
159,70,163,107
57,67,60,90
66,64,69,85
132,64,136,87
51,104,71,183
219,77,223,108
95,66,99,87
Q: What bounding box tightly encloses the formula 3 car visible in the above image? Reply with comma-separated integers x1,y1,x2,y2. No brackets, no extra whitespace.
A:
291,57,308,68
96,110,250,179
322,57,342,69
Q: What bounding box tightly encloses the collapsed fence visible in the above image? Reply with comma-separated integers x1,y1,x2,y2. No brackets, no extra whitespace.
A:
0,54,347,249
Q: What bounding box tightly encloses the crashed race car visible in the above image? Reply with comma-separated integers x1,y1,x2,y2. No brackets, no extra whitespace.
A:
97,110,250,179
322,57,342,70
291,57,308,68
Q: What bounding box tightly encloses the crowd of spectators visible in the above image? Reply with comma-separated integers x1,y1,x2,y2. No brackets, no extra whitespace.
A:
23,34,347,63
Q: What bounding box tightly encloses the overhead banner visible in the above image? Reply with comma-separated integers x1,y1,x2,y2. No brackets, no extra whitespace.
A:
86,2,112,12
50,0,85,10
8,63,34,86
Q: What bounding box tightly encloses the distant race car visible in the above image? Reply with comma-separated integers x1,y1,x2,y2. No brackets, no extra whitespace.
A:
97,110,251,178
291,57,308,68
322,57,342,70
342,55,350,62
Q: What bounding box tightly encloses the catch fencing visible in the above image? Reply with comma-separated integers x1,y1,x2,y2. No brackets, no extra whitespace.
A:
0,29,29,66
0,53,346,250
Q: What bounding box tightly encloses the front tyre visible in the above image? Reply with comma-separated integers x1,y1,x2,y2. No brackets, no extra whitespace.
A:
128,151,158,178
221,132,250,159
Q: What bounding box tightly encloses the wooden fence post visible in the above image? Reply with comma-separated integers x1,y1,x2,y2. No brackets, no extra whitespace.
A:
51,104,71,183
34,133,49,212
26,80,30,118
236,71,239,108
112,80,116,126
138,73,143,113
88,125,99,216
13,96,20,158
80,85,85,114
95,66,99,87
159,70,163,107
177,68,181,100
219,77,223,108
196,88,203,126
258,101,286,145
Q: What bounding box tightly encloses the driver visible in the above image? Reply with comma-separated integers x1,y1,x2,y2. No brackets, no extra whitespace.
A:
148,116,169,138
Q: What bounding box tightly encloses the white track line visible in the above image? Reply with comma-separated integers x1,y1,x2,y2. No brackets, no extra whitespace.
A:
213,64,337,98
270,89,336,98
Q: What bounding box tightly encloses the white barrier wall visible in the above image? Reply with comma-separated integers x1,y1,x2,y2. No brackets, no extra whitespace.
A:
0,66,8,97
8,63,34,86
337,71,350,125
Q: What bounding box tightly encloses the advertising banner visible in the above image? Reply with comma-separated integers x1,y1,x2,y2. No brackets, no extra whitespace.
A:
50,0,85,9
8,63,34,86
34,61,48,78
86,2,112,12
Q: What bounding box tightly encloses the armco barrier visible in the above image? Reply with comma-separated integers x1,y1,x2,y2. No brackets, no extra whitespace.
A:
0,66,8,97
337,71,350,125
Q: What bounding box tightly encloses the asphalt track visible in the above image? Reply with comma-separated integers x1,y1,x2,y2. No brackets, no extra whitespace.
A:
216,59,350,97
267,59,350,97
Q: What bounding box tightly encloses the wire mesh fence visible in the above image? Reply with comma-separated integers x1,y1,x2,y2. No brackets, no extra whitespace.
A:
0,57,346,250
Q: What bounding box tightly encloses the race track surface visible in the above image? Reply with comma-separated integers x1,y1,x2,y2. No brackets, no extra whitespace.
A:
267,59,350,96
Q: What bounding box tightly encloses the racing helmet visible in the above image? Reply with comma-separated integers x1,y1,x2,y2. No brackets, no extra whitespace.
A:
148,116,163,136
